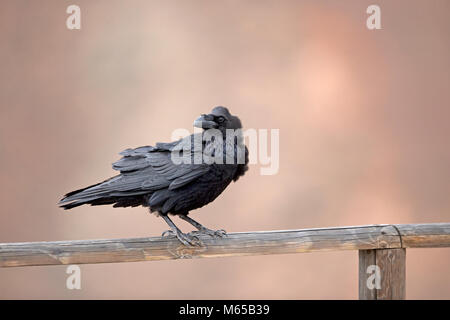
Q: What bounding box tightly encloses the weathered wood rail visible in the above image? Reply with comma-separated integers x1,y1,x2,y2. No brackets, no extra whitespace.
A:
1,223,449,299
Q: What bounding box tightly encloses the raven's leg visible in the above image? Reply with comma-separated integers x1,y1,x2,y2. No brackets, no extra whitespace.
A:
161,215,201,246
179,215,227,238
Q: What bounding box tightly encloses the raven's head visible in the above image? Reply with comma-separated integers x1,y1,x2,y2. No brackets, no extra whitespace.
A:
193,106,242,131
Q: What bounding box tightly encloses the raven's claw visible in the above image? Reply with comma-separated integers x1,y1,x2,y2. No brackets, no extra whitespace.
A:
162,229,201,246
178,232,202,246
162,229,175,237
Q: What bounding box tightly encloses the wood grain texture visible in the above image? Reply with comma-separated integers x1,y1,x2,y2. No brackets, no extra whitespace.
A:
0,223,448,268
359,249,376,300
376,249,406,299
359,249,406,300
396,223,450,248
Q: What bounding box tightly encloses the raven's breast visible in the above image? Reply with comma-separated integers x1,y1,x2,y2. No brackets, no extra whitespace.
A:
151,163,237,215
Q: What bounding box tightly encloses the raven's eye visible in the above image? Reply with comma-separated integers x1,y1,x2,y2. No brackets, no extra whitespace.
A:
216,116,225,123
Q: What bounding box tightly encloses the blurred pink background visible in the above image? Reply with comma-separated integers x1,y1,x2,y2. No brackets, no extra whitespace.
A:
1,0,449,299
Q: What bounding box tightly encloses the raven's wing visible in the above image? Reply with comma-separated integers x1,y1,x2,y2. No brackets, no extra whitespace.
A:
59,136,210,207
112,135,210,191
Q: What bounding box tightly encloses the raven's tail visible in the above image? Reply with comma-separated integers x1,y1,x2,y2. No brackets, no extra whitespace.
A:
59,178,112,209
58,176,146,210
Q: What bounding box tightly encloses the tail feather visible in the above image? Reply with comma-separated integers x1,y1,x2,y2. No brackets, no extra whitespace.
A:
59,179,111,209
59,195,145,210
59,175,148,210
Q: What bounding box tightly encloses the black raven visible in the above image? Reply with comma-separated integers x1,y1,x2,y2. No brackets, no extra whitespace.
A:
59,106,248,245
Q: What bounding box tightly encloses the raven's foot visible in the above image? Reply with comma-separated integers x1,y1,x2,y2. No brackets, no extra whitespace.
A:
161,229,175,237
161,229,201,246
189,228,227,238
178,215,226,239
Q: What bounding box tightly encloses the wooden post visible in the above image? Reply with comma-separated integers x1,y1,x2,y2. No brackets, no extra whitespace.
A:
359,248,406,300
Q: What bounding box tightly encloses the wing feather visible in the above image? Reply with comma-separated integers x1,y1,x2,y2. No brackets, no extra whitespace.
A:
112,137,210,192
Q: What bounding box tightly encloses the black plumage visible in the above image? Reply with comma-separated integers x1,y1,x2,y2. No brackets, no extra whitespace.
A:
59,106,248,245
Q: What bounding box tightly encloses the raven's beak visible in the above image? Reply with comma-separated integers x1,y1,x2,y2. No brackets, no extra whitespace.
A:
193,114,218,129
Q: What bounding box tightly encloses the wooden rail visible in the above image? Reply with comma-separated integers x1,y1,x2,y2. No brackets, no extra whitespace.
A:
1,223,449,299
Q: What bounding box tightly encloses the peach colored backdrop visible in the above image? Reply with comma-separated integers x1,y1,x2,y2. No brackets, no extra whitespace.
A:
1,0,449,299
